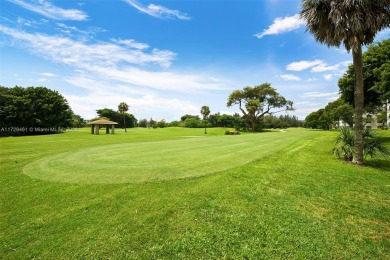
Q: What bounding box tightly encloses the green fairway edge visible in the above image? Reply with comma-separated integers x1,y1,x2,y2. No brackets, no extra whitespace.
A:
23,130,311,184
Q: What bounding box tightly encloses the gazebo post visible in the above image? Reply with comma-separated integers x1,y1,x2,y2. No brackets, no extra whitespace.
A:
106,125,109,134
95,124,100,135
111,125,115,134
91,125,94,134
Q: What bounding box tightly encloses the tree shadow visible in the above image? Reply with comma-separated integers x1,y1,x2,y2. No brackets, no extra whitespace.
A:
365,159,390,171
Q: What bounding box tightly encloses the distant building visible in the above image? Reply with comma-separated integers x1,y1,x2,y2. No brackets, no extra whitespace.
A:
365,100,389,130
339,100,389,130
364,113,378,129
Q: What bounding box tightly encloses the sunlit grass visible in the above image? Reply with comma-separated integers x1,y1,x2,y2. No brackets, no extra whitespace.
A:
1,127,389,258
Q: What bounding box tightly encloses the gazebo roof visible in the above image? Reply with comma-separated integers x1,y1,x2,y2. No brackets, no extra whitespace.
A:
87,119,118,125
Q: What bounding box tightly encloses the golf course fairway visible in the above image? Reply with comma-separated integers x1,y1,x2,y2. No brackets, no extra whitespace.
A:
23,129,309,184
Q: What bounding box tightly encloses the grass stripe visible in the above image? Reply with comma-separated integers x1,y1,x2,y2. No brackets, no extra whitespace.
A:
23,129,312,184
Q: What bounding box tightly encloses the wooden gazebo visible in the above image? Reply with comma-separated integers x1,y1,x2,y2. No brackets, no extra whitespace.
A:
87,119,118,135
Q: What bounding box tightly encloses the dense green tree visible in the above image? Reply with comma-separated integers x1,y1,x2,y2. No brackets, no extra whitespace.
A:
305,99,354,130
200,106,211,134
339,39,390,110
156,120,167,128
168,120,181,127
305,109,331,130
263,114,302,129
0,86,73,135
263,115,281,129
118,102,129,133
180,114,200,121
96,108,137,129
227,83,293,132
71,114,86,128
305,111,321,129
183,117,203,128
323,99,354,128
138,118,148,128
301,0,390,164
148,118,156,129
208,113,245,129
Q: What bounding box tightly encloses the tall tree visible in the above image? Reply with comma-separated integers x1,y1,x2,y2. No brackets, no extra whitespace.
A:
339,39,390,109
118,102,129,133
0,86,73,136
200,105,211,134
227,83,293,132
300,0,390,165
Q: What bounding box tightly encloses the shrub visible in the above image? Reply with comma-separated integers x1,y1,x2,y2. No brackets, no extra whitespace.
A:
333,127,389,161
156,120,167,128
184,118,203,128
225,130,240,135
168,121,181,127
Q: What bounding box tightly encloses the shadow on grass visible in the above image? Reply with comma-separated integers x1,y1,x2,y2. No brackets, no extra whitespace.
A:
365,159,390,171
375,135,390,144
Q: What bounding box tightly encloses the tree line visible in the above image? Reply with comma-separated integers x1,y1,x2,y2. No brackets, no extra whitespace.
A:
0,86,74,136
305,39,390,131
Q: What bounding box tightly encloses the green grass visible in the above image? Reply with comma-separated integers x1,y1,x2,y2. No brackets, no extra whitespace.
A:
1,127,389,259
23,128,308,184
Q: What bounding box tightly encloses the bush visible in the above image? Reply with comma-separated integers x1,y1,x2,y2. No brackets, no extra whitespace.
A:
333,127,389,161
225,130,240,135
184,118,203,128
156,120,167,128
168,121,181,127
0,86,73,136
138,119,148,128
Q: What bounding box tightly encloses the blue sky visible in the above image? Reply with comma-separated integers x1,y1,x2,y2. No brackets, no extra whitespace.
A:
1,0,389,121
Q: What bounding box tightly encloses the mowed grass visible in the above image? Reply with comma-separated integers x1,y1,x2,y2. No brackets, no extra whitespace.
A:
23,129,307,184
1,127,389,259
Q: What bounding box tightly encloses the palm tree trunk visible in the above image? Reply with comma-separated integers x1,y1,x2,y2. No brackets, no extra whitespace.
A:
123,115,127,133
352,45,364,165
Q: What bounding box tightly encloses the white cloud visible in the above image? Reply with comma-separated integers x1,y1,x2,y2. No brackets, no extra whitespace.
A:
323,74,333,81
311,64,339,73
64,76,199,120
255,14,305,38
293,107,322,119
124,0,190,20
306,77,317,82
301,91,339,98
39,72,55,77
286,59,323,71
286,59,352,75
9,0,88,20
295,101,320,106
339,61,352,67
0,25,226,94
111,39,149,50
326,96,339,101
280,74,301,81
37,78,46,82
0,25,175,69
55,23,106,38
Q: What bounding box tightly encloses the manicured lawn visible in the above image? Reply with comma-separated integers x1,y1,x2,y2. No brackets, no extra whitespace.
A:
1,127,389,258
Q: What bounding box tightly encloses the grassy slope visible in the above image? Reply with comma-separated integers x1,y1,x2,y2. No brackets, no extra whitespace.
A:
23,128,310,184
1,128,389,259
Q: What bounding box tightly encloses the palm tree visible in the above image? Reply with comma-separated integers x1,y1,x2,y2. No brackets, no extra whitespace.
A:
118,102,129,133
300,0,390,165
200,105,211,134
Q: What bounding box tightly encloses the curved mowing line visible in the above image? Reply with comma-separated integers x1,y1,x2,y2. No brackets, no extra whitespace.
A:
23,131,306,184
